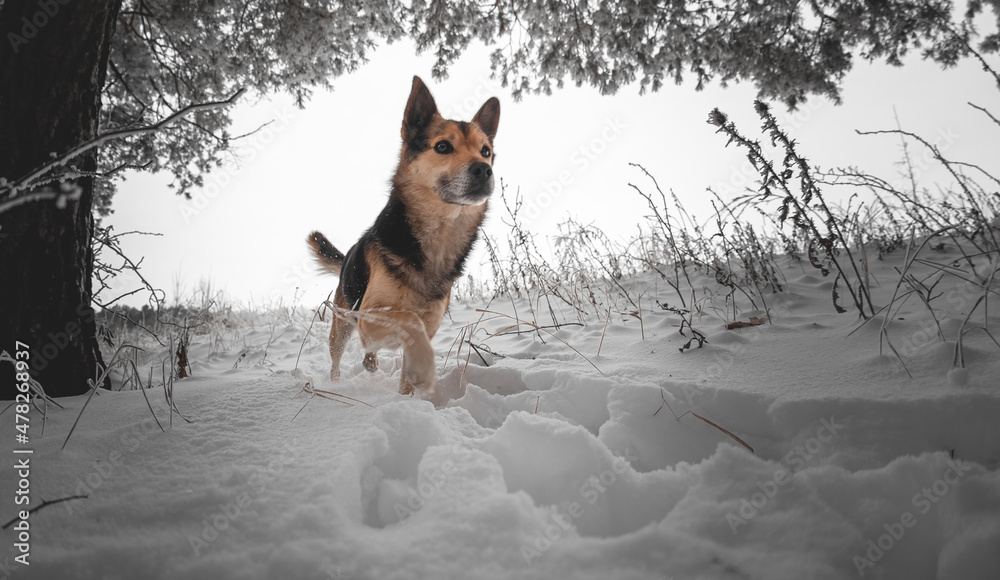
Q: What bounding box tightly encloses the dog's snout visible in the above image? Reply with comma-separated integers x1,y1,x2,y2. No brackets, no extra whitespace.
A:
469,162,493,183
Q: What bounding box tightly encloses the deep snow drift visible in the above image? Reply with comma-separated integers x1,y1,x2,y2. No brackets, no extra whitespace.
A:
2,243,999,580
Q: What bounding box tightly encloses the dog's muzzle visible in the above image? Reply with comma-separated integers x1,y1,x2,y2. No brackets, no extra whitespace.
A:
440,162,494,205
463,162,493,201
469,162,492,186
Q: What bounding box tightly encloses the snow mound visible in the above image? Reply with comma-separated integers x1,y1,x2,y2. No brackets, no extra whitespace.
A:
3,258,1000,579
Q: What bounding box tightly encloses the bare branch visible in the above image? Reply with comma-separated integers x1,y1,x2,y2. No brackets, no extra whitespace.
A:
2,495,89,529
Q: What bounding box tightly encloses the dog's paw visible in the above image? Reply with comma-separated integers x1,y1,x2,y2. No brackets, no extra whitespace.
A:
398,371,434,397
398,379,437,401
363,352,379,373
330,367,341,382
399,340,435,396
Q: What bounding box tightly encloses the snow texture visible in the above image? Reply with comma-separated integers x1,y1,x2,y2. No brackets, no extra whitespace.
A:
2,247,999,580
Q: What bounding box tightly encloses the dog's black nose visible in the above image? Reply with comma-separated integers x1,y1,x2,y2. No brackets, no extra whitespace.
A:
469,162,493,183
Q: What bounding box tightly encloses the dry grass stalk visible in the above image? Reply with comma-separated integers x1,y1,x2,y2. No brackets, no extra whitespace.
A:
476,309,604,376
597,306,612,356
654,388,754,454
291,380,374,422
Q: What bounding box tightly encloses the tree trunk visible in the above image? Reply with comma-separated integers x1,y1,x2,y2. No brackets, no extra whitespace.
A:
0,0,121,398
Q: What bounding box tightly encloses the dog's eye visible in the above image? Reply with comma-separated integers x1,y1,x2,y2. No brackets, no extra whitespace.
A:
434,140,453,154
481,145,491,158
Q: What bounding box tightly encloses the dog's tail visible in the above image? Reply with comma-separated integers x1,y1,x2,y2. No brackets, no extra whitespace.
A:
307,231,346,275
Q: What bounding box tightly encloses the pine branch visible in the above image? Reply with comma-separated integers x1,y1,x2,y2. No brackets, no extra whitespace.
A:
2,88,246,198
0,187,82,217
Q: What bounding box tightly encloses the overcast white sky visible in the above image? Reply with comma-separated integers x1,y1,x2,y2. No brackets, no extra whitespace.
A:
103,38,998,310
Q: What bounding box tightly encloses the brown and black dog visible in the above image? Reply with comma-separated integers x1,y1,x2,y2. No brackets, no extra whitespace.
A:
307,76,499,397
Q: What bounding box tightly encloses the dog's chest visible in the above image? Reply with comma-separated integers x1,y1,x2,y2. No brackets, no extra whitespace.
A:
371,195,483,303
410,219,477,296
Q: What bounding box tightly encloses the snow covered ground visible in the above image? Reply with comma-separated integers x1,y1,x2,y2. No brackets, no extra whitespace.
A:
2,242,999,580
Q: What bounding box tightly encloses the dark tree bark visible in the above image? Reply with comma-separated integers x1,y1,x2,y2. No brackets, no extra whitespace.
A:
0,0,122,398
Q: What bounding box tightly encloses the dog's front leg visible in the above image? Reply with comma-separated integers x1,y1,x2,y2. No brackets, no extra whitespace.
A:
398,334,435,396
357,309,435,395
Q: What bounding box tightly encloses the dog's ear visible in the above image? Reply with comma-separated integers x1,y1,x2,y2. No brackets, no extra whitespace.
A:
402,76,439,142
472,97,500,142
